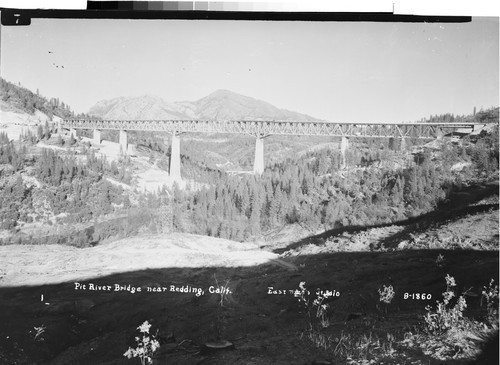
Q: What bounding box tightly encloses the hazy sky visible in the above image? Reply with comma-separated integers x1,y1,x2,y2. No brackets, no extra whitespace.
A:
1,17,498,123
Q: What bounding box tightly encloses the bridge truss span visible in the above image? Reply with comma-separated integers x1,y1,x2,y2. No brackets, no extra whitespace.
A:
61,119,484,139
59,119,489,177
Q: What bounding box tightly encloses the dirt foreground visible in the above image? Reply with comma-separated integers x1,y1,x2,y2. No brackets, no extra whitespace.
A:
0,232,498,365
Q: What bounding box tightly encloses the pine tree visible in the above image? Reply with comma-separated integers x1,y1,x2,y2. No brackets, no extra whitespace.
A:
269,186,284,228
239,184,250,218
37,125,43,141
44,121,51,140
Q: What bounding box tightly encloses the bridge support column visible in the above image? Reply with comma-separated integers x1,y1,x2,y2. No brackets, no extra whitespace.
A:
253,136,265,175
70,128,76,139
119,130,128,154
472,124,485,133
170,132,181,182
93,129,101,145
57,121,62,135
340,136,349,169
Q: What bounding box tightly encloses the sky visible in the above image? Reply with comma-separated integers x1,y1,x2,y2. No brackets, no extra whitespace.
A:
1,17,498,123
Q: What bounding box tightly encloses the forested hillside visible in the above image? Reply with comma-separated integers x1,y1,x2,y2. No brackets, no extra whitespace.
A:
0,77,498,248
0,129,138,245
1,111,499,247
162,123,499,242
0,77,91,119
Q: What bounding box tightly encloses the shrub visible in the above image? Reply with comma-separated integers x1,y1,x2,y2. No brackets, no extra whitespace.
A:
413,275,500,362
435,254,445,267
481,279,499,328
378,285,395,304
123,321,160,365
424,274,468,335
377,284,395,314
296,281,331,331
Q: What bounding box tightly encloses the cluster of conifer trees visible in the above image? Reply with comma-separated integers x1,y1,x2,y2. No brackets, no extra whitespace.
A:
167,149,442,241
0,137,130,235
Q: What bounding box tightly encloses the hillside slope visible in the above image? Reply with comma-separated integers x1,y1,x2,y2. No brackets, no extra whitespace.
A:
194,89,319,121
88,95,194,120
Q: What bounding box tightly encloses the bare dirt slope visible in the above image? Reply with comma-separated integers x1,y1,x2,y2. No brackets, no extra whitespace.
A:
0,234,280,287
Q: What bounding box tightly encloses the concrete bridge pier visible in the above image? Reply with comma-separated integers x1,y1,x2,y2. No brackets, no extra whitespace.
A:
253,135,266,175
119,130,128,154
472,124,485,133
340,136,349,169
170,132,181,182
69,128,77,139
93,129,101,145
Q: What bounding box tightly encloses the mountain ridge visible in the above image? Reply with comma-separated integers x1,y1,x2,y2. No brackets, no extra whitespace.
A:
88,90,321,122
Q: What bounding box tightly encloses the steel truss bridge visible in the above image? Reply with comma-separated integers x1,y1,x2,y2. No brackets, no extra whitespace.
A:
61,119,484,139
59,119,490,177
